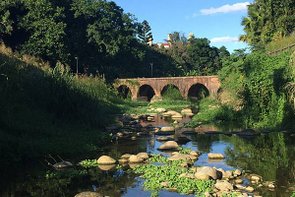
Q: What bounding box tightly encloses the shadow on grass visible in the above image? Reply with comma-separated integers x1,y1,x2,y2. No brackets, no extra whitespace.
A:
0,53,121,166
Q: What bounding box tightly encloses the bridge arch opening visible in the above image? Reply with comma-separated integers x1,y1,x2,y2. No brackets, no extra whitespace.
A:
188,83,209,100
117,85,132,99
138,85,155,101
161,84,182,100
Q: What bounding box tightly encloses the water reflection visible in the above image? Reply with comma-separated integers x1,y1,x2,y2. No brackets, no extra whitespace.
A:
1,128,295,196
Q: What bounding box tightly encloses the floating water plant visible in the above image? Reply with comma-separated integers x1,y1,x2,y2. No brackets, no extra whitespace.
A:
133,155,214,196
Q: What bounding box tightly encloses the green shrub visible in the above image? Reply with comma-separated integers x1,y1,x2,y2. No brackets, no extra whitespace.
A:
219,51,293,129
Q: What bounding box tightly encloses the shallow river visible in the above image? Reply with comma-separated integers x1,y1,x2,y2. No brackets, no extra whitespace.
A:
1,117,295,197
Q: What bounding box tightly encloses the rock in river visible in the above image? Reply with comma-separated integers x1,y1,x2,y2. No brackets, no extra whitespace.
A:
121,153,132,159
168,154,192,161
156,136,174,141
215,180,233,192
129,155,144,163
136,152,149,160
97,155,116,165
160,126,175,132
195,166,219,180
158,141,179,150
208,153,224,159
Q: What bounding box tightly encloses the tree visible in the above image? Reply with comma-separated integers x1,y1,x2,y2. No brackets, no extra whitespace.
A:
137,20,153,45
186,37,221,75
20,0,67,62
240,0,295,49
0,1,15,38
218,46,230,60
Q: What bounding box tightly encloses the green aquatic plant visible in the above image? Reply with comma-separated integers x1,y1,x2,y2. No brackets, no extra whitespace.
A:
79,159,98,168
133,155,214,195
148,154,169,164
178,147,192,154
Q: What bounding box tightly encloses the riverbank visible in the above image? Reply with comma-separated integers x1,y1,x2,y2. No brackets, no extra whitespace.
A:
0,46,122,167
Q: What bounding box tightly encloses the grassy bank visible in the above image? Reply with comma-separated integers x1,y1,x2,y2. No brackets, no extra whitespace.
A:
184,98,238,128
0,46,122,166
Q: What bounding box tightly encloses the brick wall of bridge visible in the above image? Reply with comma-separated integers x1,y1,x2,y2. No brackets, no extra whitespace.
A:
114,76,221,100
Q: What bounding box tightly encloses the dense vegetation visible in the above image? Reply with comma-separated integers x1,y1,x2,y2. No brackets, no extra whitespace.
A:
218,50,295,129
156,32,230,75
240,0,295,50
0,0,227,78
220,0,295,129
0,45,122,166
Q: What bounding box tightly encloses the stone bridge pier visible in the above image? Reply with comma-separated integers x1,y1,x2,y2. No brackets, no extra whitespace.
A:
114,76,221,101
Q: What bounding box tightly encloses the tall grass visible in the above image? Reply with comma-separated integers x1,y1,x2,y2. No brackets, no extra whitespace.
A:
186,98,239,128
266,32,295,53
0,44,121,166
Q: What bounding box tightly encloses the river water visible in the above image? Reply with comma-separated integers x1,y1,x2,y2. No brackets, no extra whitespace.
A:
1,116,295,197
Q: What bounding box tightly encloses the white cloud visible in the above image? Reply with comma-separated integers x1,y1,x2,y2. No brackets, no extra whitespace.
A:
210,36,240,43
200,2,250,15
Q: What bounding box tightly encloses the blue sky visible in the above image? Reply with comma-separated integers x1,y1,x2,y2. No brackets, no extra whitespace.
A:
112,0,253,52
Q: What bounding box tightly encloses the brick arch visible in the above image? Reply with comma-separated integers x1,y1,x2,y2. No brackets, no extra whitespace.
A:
187,83,210,99
117,85,132,99
138,84,156,101
114,81,138,100
160,84,182,97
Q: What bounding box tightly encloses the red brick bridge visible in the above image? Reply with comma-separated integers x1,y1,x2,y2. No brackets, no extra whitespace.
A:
114,76,221,101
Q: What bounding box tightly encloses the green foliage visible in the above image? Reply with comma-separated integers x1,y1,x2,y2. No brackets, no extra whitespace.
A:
20,0,67,62
178,147,192,154
148,154,169,164
186,37,221,75
79,159,98,168
186,97,239,128
162,85,183,100
240,0,295,49
133,155,214,195
219,51,293,129
266,33,295,53
157,34,228,76
137,20,153,44
0,50,118,166
0,0,15,36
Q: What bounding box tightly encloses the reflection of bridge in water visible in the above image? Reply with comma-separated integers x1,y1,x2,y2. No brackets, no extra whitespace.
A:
114,76,221,101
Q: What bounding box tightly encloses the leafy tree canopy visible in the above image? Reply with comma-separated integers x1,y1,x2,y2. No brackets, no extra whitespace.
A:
240,0,295,49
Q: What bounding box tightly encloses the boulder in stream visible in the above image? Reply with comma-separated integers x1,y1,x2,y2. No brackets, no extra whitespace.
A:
158,141,179,150
129,155,144,163
215,180,233,192
136,152,149,160
208,153,224,159
195,166,219,180
97,155,116,165
160,126,175,132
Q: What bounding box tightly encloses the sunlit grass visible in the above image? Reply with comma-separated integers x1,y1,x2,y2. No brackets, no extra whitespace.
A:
266,33,295,53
